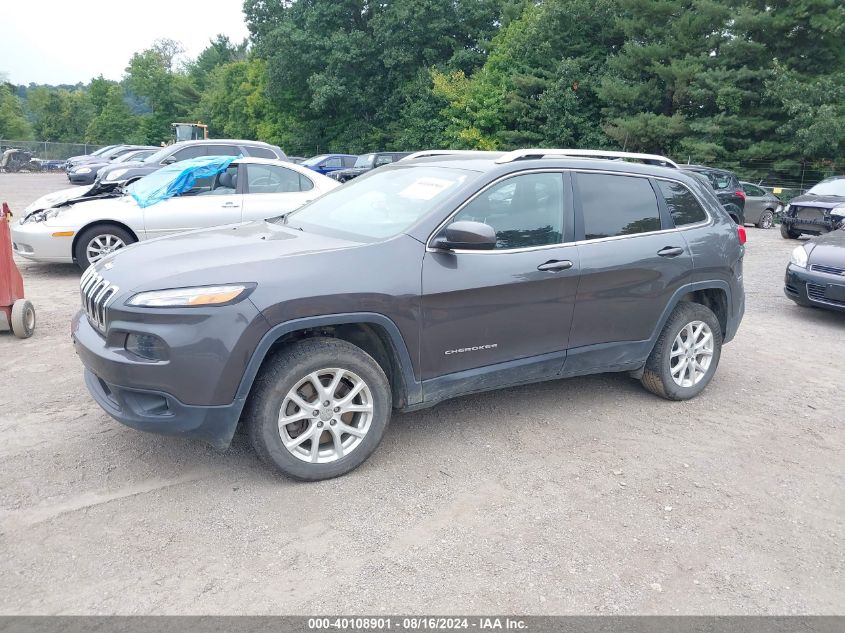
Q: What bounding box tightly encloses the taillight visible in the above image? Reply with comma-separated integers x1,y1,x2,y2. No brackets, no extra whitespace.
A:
735,190,746,200
737,225,747,245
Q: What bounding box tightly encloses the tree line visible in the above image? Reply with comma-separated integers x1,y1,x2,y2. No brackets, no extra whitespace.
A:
1,0,842,183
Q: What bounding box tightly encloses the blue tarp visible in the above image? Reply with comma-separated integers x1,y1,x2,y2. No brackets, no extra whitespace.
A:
128,155,240,208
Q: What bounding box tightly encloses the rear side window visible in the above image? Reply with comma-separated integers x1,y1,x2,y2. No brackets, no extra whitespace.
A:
577,173,661,240
323,156,344,168
246,163,312,193
247,147,277,159
657,180,708,226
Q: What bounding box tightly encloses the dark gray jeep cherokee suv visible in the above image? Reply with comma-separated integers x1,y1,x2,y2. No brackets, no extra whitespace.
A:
72,149,746,480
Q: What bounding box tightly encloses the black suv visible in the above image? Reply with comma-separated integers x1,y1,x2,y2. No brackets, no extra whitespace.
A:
680,165,746,225
93,139,287,192
329,151,413,183
73,149,746,480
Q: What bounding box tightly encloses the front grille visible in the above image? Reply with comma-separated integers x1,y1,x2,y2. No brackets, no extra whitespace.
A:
807,283,845,307
794,207,826,221
80,267,119,332
811,263,845,276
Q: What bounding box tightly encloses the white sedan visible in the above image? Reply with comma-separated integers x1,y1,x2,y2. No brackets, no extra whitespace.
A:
12,157,338,269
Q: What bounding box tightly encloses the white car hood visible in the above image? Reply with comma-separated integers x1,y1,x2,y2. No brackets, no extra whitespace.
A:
42,195,139,227
25,184,95,214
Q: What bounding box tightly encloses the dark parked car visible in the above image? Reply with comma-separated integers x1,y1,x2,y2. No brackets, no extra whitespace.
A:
302,153,357,175
64,145,120,170
94,139,287,192
66,145,146,173
784,228,845,313
780,176,845,239
72,149,745,480
68,147,157,185
740,182,783,229
680,165,746,225
328,151,413,182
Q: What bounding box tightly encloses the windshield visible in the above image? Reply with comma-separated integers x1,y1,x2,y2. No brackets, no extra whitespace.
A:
284,166,476,241
353,154,375,169
91,145,116,156
302,154,329,167
807,178,845,197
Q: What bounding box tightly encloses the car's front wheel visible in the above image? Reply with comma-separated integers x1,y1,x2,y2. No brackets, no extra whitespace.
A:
245,338,392,480
780,224,800,239
74,224,136,270
757,210,774,229
640,302,723,401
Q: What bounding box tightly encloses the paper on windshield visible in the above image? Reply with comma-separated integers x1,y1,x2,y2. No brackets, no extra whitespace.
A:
398,177,458,201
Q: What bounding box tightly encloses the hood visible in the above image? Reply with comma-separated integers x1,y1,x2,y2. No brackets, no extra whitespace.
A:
788,194,845,209
807,229,845,267
24,184,96,215
97,160,147,177
95,220,363,293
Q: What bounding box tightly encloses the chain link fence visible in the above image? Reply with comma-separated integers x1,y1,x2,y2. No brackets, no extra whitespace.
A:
0,140,107,169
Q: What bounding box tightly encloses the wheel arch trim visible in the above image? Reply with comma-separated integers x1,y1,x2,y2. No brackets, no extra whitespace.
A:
72,220,139,261
234,312,422,410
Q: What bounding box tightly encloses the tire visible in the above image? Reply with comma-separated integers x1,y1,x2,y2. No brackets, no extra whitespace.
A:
74,224,136,270
244,337,392,481
757,210,774,229
780,224,800,239
640,302,722,401
10,299,35,339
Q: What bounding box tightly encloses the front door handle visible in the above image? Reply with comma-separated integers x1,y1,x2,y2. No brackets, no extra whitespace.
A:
657,246,684,258
537,259,573,272
221,202,239,208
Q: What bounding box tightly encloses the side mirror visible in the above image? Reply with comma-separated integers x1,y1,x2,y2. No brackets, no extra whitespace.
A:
433,221,496,251
161,156,177,165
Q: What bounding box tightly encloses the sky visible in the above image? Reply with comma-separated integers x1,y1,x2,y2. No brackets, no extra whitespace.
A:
0,0,251,85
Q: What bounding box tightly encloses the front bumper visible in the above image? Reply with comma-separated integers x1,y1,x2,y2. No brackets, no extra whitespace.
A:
68,172,97,185
71,300,269,448
784,264,845,313
781,214,840,233
11,221,75,263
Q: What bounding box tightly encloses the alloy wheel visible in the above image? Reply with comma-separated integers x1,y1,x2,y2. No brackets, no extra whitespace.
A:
669,320,714,388
278,368,374,464
86,234,127,263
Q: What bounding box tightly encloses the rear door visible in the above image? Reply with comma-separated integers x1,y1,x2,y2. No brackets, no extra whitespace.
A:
421,171,580,379
240,163,319,221
141,164,243,238
566,171,694,369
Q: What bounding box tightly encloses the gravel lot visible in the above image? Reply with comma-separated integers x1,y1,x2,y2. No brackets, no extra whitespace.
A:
0,172,842,615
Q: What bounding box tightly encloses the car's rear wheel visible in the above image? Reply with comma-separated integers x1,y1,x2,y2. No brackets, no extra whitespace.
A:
757,210,774,229
74,225,136,270
640,302,722,401
780,224,800,239
245,338,392,481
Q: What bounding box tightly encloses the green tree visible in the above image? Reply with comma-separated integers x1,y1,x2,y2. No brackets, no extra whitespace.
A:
0,83,32,139
85,85,139,144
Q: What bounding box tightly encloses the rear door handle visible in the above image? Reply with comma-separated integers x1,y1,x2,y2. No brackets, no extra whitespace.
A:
537,259,573,272
657,246,684,257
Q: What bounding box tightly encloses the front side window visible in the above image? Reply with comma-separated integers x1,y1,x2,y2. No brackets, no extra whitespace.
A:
657,180,708,226
578,173,661,240
354,154,376,168
247,147,277,159
286,166,475,241
323,157,343,168
185,165,238,196
451,172,564,249
246,164,308,193
171,145,206,162
205,145,241,157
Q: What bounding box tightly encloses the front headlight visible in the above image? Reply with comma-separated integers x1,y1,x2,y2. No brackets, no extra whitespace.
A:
105,168,129,182
74,167,92,174
831,203,845,219
790,245,809,268
127,285,252,308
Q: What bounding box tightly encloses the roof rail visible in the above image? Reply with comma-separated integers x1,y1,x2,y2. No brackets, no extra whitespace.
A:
494,149,679,169
399,150,501,162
